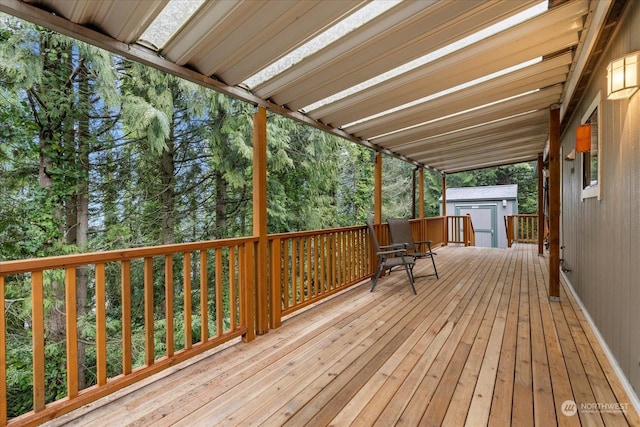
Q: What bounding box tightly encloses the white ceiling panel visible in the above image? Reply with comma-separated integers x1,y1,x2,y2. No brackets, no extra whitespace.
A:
345,52,572,138
163,0,365,84
403,111,550,157
23,0,167,43
373,85,563,149
308,1,586,126
252,0,540,105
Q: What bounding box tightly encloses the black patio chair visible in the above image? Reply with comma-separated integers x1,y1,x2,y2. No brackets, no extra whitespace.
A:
366,221,416,294
387,218,439,279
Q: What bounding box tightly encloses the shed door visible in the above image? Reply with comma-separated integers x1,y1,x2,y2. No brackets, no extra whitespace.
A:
456,204,497,248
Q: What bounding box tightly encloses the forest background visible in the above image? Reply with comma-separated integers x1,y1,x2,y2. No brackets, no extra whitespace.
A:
0,14,537,417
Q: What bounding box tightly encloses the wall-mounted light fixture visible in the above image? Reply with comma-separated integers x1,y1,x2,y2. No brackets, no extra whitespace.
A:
607,51,639,100
575,123,591,152
565,148,576,161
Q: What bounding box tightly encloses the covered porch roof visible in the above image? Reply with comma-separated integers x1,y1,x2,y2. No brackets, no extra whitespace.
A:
0,0,616,173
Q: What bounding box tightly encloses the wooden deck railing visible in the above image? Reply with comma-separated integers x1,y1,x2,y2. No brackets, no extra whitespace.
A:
268,217,446,327
446,215,475,246
0,237,257,426
268,226,371,327
0,217,446,425
505,214,538,247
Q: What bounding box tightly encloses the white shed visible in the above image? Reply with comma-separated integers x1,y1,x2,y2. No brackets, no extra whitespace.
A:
440,185,518,248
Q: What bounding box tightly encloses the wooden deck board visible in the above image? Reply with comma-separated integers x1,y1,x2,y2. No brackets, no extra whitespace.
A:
44,245,639,427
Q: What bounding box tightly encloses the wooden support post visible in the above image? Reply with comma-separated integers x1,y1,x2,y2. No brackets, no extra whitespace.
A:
418,168,425,219
442,173,448,246
374,152,382,224
549,108,560,299
411,168,417,219
463,215,470,246
537,153,544,255
253,106,269,334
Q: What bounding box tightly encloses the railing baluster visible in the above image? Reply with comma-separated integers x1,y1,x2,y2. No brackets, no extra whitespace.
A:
31,271,45,412
229,246,237,331
65,267,78,398
269,239,281,328
183,253,192,350
143,257,154,366
307,236,313,299
348,231,354,282
215,248,223,337
319,234,326,292
242,242,255,342
330,233,336,289
340,231,345,286
283,239,289,311
96,263,107,386
299,238,305,303
121,260,132,375
313,235,319,297
165,255,174,357
200,251,208,342
292,238,298,304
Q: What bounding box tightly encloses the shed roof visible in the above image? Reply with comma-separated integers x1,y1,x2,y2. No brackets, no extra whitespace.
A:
444,184,519,202
0,0,618,173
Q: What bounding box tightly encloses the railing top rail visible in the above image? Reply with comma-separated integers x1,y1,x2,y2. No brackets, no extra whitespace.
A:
0,236,259,275
268,218,443,241
512,214,539,218
267,225,366,240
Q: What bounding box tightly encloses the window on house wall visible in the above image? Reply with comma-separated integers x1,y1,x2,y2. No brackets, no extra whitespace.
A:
581,93,601,200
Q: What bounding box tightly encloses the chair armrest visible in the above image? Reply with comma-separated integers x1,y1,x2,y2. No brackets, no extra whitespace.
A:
414,240,437,255
415,240,433,246
377,248,409,257
380,243,407,250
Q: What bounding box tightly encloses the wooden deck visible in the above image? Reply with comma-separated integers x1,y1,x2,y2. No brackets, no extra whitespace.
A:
45,245,639,426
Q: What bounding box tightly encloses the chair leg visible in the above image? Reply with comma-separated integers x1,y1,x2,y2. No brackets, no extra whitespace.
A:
430,254,439,279
403,263,417,295
371,265,384,292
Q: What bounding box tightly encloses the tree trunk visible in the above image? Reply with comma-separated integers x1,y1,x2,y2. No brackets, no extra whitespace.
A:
74,66,90,389
215,171,228,238
160,136,175,245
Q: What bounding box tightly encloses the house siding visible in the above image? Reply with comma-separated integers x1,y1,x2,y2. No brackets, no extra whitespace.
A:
560,0,640,396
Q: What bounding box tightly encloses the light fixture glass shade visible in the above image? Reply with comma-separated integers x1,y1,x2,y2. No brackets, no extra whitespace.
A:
607,52,639,100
